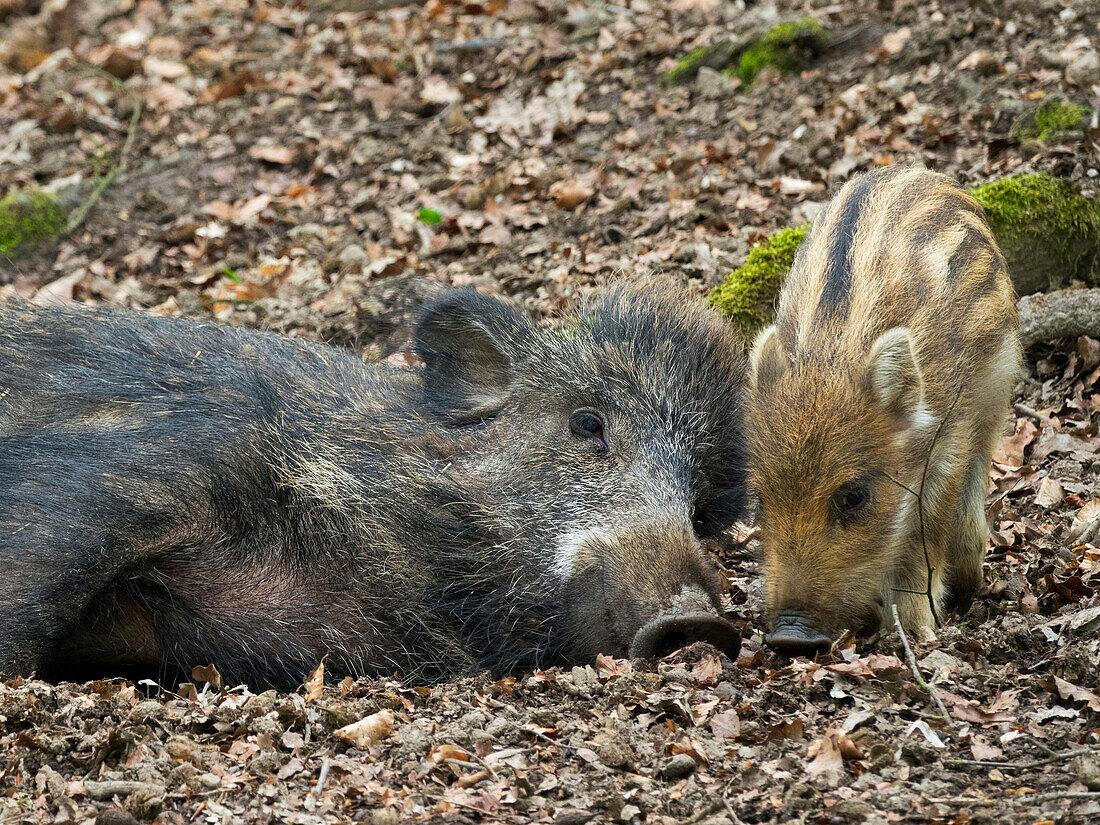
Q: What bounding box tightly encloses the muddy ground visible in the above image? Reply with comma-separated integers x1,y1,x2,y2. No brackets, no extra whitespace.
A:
1,0,1099,822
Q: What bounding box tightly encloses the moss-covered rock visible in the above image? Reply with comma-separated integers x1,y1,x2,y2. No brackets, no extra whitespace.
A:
729,18,830,86
708,173,1100,343
707,225,808,343
0,188,68,258
665,18,828,86
970,173,1100,294
1012,98,1089,144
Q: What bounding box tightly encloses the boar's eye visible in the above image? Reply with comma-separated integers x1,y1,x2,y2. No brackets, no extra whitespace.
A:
569,409,608,451
831,479,871,522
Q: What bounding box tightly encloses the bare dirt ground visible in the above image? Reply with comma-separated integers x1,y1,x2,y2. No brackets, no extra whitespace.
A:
1,0,1099,823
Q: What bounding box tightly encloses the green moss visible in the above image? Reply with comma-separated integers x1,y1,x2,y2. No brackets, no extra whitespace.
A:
707,225,809,343
0,188,67,258
731,18,830,86
708,173,1100,340
667,46,712,84
1012,98,1089,144
970,173,1100,292
666,18,828,86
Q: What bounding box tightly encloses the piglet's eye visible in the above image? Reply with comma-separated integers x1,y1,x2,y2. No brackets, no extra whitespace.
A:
831,479,871,521
569,409,608,450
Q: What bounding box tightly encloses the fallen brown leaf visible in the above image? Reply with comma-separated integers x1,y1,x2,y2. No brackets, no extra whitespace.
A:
993,418,1038,467
249,145,296,165
191,663,222,690
304,658,325,703
548,179,594,209
1034,476,1065,508
333,709,394,749
710,709,740,740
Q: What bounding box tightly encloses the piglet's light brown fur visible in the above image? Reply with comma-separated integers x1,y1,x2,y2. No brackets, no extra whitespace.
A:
748,167,1020,654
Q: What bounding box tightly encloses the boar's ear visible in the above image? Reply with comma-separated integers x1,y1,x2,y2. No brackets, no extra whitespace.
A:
749,325,789,390
415,289,531,425
863,327,924,421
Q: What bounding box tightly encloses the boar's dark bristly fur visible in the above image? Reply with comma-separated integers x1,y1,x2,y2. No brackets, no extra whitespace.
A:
0,285,747,688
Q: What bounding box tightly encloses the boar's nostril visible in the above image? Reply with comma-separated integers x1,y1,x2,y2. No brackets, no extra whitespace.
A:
629,612,741,661
765,612,832,657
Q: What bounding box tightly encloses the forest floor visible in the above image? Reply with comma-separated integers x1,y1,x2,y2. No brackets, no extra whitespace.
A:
1,0,1099,823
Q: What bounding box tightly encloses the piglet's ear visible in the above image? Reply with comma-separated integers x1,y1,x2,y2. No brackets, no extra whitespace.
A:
414,289,531,425
749,325,789,390
863,327,923,421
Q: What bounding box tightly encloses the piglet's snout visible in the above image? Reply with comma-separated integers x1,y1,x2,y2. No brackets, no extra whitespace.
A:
765,611,831,657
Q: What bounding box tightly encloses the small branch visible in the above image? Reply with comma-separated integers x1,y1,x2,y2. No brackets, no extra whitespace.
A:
925,791,1100,805
1018,288,1100,348
944,742,1100,770
1012,402,1047,423
1026,791,1100,803
892,604,954,728
64,67,143,235
914,386,963,626
312,756,330,796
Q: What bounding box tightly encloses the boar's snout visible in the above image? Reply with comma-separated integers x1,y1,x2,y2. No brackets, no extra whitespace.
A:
765,611,831,657
629,611,741,660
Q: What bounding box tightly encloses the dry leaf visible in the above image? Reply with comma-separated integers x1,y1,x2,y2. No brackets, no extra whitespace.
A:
1046,675,1100,712
1068,499,1100,542
806,729,860,778
421,77,462,104
549,179,594,209
249,145,296,165
334,709,394,749
710,709,740,740
595,654,631,679
191,663,223,690
304,658,325,703
993,418,1038,467
880,27,911,56
778,176,824,195
970,735,1004,761
429,744,471,763
766,718,804,742
1034,477,1065,508
32,272,83,304
957,49,994,71
666,735,707,764
690,655,722,685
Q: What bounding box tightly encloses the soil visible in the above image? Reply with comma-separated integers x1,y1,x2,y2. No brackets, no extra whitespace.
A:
1,0,1099,823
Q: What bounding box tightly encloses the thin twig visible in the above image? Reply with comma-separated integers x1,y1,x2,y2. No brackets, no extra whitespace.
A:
883,386,963,626
926,791,1100,805
1012,402,1047,423
915,386,963,626
944,742,1100,770
1026,791,1100,803
892,604,953,728
64,67,143,235
312,756,330,796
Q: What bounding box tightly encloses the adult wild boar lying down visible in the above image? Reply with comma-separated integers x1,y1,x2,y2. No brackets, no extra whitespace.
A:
0,286,747,689
749,167,1021,655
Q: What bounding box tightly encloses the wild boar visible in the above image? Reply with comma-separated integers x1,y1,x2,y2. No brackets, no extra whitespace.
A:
0,285,748,688
747,167,1020,654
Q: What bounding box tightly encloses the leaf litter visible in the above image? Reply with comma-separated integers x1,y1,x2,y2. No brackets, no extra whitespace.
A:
0,0,1098,822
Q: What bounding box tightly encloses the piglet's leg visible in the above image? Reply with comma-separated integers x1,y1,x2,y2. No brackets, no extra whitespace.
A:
944,448,994,615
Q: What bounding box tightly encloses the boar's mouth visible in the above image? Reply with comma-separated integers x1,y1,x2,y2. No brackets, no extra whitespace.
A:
629,610,741,661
